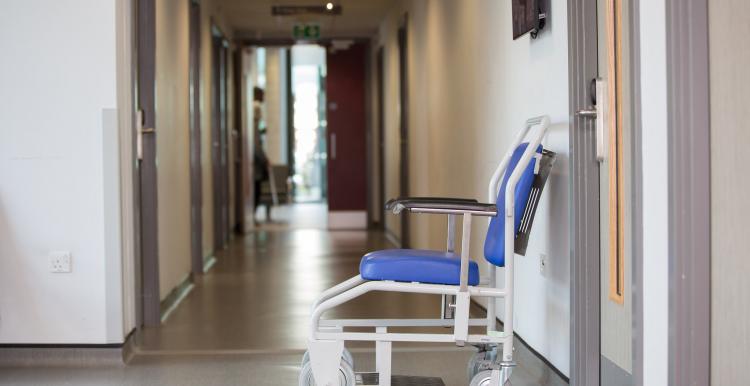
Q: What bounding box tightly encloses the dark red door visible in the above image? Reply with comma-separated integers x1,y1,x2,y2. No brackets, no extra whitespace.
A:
326,42,368,228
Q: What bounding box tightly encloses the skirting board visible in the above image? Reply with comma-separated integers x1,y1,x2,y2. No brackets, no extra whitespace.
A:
0,329,136,367
328,210,367,229
160,275,195,323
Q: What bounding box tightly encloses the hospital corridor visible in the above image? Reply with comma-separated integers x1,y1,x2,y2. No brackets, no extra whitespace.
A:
1,1,748,386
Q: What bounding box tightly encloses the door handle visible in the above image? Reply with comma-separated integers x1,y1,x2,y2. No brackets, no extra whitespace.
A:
575,79,607,162
136,109,155,160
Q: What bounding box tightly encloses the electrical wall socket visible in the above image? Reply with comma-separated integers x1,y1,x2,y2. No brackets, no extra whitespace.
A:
540,253,548,276
50,251,72,273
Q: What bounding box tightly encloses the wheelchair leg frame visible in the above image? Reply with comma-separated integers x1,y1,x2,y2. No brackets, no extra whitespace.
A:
303,117,552,385
306,275,515,386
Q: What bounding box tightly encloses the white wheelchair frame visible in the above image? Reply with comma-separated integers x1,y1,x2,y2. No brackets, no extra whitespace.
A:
305,116,551,386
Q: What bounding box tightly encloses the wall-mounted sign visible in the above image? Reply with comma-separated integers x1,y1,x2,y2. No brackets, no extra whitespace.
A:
293,24,321,40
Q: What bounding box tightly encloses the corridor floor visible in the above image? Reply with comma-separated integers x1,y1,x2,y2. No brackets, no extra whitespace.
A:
0,204,567,386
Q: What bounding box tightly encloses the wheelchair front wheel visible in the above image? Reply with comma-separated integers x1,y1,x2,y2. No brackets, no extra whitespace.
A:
298,359,355,386
467,348,492,381
469,369,512,386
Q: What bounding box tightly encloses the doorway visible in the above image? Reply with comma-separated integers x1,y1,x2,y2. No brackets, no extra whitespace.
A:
290,45,328,203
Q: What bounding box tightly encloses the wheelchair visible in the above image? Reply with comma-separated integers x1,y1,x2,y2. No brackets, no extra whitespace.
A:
300,116,556,386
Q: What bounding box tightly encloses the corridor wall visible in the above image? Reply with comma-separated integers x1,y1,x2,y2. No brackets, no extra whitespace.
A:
0,0,126,343
156,0,238,299
709,0,750,384
374,0,571,375
155,0,192,300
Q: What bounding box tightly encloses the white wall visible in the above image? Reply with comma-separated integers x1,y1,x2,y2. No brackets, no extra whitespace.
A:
376,0,570,374
0,0,126,343
639,0,669,385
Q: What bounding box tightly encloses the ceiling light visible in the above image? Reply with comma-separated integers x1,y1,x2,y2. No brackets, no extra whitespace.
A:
326,2,334,11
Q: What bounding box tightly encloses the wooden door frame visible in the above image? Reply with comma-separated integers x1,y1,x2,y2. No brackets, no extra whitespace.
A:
135,0,160,327
397,15,410,248
188,0,203,275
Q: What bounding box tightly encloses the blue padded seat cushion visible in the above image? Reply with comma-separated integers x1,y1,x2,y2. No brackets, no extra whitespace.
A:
483,142,543,267
360,249,480,286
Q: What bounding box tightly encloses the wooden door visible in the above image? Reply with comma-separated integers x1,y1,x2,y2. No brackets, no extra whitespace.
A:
325,42,368,229
135,0,160,327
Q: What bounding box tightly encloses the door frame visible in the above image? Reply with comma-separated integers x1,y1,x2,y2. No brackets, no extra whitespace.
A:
232,47,245,233
376,46,386,229
568,0,601,381
664,0,711,384
134,0,160,327
285,47,295,194
397,15,410,247
627,0,644,384
211,26,230,250
188,0,204,275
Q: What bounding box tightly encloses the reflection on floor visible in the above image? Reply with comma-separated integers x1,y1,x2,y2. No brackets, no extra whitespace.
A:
0,204,567,386
254,202,328,229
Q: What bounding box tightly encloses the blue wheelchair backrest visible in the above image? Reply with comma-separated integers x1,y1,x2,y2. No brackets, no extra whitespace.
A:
483,143,542,267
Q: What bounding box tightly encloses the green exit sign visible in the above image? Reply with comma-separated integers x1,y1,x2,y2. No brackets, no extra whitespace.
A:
293,24,321,40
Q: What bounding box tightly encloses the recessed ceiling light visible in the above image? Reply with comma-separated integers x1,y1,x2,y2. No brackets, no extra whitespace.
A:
326,2,334,11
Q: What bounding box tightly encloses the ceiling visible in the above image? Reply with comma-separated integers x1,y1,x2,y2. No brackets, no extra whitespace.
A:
215,0,396,42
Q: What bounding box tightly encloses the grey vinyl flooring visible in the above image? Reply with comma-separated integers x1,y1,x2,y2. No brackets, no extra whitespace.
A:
0,204,567,386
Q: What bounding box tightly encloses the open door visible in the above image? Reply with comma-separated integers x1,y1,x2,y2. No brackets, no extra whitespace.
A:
211,29,230,249
134,0,160,327
596,0,634,383
570,0,636,384
326,42,368,229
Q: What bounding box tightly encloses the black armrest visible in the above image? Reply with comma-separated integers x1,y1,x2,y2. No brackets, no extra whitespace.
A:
385,196,478,209
385,197,497,216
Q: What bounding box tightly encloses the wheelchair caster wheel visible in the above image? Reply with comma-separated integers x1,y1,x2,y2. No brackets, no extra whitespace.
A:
469,368,512,386
467,345,498,381
301,348,354,368
467,350,488,381
298,359,355,386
